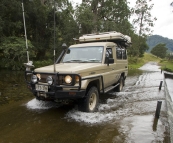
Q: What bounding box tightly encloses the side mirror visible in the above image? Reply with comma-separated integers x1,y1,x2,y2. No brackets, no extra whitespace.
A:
107,58,114,66
67,49,70,54
62,43,67,49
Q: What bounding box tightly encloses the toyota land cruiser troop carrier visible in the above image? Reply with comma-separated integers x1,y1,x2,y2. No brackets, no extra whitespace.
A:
25,31,131,112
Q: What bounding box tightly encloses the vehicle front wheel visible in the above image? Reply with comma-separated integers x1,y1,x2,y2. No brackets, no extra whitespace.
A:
78,86,99,112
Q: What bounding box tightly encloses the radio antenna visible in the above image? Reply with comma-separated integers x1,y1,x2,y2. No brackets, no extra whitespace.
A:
22,0,29,63
53,0,56,73
22,0,34,71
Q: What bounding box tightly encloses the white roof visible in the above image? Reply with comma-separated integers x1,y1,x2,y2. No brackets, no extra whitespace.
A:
78,31,131,47
70,42,117,48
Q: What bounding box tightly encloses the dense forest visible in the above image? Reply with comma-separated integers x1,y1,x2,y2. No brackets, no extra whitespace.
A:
147,35,173,52
0,0,156,70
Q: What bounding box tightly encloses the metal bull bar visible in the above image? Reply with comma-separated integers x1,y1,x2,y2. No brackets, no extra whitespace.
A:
25,71,105,93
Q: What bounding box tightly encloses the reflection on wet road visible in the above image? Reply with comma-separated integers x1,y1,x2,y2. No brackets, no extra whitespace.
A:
0,62,171,143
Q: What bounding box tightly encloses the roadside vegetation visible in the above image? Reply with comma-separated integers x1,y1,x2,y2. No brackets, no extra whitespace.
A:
128,53,160,69
128,53,173,72
0,0,156,70
159,60,173,72
0,0,172,72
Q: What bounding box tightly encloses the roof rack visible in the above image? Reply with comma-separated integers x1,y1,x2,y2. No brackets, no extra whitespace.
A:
82,31,118,36
78,31,132,47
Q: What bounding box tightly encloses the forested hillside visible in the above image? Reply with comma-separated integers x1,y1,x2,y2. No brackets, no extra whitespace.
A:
0,0,156,70
147,35,173,52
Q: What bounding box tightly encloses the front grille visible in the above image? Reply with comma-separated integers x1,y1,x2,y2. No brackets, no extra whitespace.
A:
38,74,66,85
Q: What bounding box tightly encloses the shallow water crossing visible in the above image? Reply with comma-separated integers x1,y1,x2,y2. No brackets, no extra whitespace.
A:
0,62,171,143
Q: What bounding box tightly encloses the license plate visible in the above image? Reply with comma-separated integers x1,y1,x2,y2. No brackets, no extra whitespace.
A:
35,84,48,92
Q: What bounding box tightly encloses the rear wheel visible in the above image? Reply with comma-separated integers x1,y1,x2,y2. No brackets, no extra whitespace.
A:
78,86,99,112
116,76,124,92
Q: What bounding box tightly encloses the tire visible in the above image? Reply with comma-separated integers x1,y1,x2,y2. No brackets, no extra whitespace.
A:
78,86,99,112
116,76,124,92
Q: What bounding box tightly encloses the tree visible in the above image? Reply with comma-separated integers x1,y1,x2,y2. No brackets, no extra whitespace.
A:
0,0,153,69
150,43,167,58
0,37,35,70
127,32,149,57
166,52,173,60
171,2,173,7
171,2,173,5
130,0,156,57
76,0,131,33
0,0,22,40
75,3,94,34
131,0,157,36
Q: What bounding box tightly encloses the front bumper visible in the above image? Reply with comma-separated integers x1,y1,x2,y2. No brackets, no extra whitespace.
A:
25,71,86,100
27,83,86,100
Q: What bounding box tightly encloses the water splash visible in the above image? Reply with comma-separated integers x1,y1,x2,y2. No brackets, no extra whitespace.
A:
65,62,165,124
26,98,57,110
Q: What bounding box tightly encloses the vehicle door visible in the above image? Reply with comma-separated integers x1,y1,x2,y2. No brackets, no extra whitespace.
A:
102,46,117,88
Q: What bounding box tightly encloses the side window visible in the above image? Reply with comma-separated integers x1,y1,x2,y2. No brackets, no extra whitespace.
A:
116,47,122,59
105,48,113,63
122,49,127,59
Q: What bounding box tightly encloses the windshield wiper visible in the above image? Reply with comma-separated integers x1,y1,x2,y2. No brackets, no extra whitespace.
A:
64,60,84,63
64,59,100,63
88,59,101,62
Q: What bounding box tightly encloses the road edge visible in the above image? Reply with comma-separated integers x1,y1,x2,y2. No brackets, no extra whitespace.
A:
164,72,173,143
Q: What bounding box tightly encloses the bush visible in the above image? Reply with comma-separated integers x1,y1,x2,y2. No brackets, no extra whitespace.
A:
128,57,138,64
0,37,35,70
34,59,53,68
163,67,173,72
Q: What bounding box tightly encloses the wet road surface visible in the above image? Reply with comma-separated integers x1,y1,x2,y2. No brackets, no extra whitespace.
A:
0,62,171,143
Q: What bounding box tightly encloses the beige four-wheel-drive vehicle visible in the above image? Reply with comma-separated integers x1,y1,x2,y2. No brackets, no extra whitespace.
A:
25,31,131,112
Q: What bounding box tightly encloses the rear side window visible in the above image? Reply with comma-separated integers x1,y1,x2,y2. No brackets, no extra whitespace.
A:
116,47,127,60
122,49,127,59
116,47,122,59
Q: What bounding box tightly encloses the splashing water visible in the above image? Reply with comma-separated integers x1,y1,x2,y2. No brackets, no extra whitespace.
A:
26,98,57,110
65,62,165,124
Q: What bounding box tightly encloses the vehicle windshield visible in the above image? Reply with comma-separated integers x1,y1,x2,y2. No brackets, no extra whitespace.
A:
62,46,103,63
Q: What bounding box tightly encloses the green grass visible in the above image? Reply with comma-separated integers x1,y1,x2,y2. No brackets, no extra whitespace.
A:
128,53,173,72
128,53,161,69
159,60,173,72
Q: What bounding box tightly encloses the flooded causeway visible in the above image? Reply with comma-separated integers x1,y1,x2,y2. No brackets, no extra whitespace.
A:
0,62,171,143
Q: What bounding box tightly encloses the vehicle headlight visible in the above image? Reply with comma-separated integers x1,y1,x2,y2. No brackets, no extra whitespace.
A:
64,75,72,84
36,74,41,80
46,76,53,85
31,75,38,83
75,75,79,83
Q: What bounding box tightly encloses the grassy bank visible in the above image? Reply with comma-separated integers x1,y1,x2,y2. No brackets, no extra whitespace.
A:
128,53,161,69
128,53,173,72
159,60,173,72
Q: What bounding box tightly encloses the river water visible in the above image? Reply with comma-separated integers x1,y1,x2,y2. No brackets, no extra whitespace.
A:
0,62,171,143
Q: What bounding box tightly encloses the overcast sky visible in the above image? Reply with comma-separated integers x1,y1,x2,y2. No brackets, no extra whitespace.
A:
150,0,173,39
70,0,173,39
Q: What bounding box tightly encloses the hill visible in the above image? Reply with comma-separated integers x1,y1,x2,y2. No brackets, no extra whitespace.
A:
146,35,173,52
